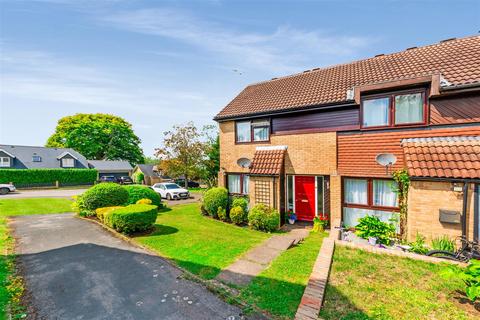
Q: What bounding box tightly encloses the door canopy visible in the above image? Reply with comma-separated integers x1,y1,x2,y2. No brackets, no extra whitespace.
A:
249,146,287,176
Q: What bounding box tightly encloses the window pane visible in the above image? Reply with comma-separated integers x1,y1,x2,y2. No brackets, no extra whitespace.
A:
362,97,390,127
317,176,324,215
242,175,249,194
344,178,368,205
395,93,423,124
253,127,269,141
62,158,74,167
343,207,398,230
236,122,251,142
373,180,398,207
228,175,241,193
287,176,293,211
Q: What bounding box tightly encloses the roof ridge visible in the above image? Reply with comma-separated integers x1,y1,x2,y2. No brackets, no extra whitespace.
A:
246,34,480,88
0,144,74,150
402,135,480,144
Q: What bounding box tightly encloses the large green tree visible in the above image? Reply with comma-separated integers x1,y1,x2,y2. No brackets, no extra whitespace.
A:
46,113,144,165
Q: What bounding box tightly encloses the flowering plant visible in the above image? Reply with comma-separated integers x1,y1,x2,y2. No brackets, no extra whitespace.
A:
313,215,329,232
287,211,297,221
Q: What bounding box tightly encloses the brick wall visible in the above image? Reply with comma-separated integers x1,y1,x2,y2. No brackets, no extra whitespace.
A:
408,181,476,242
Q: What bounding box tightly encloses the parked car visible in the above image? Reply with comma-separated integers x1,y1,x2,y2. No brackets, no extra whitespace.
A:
151,183,190,200
174,179,200,188
98,176,118,183
0,183,16,195
117,176,133,185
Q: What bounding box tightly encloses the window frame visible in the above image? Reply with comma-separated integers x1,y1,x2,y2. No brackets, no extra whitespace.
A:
342,177,399,212
32,155,42,162
61,158,75,168
360,88,428,130
235,119,271,144
0,157,10,167
227,173,249,195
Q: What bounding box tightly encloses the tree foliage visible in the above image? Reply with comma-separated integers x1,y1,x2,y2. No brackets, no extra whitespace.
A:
46,113,144,165
201,127,220,187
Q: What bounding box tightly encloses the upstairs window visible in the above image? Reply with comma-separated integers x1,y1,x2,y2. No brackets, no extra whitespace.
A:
236,119,270,143
61,158,74,168
32,155,42,162
0,157,10,167
361,90,426,128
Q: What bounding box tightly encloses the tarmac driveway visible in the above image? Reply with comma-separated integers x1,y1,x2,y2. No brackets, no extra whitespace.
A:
11,214,242,320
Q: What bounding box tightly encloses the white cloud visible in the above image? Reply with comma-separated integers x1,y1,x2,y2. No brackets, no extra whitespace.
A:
102,8,373,74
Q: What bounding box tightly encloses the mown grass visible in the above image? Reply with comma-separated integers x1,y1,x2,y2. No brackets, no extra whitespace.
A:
240,231,326,318
0,198,73,319
320,246,478,320
135,203,270,279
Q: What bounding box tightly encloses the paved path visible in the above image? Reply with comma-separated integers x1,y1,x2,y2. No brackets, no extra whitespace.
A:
11,214,242,320
2,188,87,199
217,228,310,286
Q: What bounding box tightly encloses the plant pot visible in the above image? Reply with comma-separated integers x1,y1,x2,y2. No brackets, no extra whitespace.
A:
288,219,295,225
368,237,377,245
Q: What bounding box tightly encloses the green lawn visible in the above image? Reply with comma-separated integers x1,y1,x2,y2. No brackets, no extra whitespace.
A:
240,232,326,318
320,246,478,320
0,198,73,320
135,203,270,279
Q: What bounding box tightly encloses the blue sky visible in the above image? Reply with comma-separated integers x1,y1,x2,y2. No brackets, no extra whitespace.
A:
1,0,478,157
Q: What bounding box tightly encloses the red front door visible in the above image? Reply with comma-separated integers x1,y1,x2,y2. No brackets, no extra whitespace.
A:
295,176,316,221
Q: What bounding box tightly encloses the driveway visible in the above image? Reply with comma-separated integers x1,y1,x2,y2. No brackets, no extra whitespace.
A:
2,188,87,199
11,214,242,320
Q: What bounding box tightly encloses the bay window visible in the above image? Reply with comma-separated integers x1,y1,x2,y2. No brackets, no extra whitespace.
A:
361,89,426,128
235,119,270,143
228,174,249,195
343,178,399,228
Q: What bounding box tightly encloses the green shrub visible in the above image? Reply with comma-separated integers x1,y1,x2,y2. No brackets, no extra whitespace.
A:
104,204,158,234
217,207,228,221
442,259,480,302
408,233,429,254
136,198,152,205
135,172,144,184
75,183,128,216
230,206,247,225
355,215,396,245
123,185,161,206
248,204,279,232
431,235,455,252
203,187,228,217
0,168,97,187
231,197,248,213
95,206,123,222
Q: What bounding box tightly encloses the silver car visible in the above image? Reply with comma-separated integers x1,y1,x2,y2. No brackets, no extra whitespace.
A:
0,183,16,195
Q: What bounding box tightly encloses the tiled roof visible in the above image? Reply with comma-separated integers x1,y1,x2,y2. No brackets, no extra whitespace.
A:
402,136,480,179
215,35,480,120
87,160,133,172
249,146,287,175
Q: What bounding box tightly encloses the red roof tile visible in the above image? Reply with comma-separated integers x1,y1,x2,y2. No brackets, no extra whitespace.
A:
216,36,480,120
402,136,480,179
249,147,286,175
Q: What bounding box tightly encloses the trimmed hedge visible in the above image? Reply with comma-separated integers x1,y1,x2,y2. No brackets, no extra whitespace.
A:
0,169,97,186
203,187,228,217
95,206,123,222
248,204,280,232
123,185,161,206
75,183,128,216
104,204,158,234
231,197,249,213
230,206,247,225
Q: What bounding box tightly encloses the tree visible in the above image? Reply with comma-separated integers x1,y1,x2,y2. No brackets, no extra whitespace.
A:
155,122,206,188
202,134,220,187
46,113,144,165
143,156,160,165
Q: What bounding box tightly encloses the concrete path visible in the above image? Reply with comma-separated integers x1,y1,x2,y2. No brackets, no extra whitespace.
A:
216,228,310,286
11,214,242,320
2,188,88,199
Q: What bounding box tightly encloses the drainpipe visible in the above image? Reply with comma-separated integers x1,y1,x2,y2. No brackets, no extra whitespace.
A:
462,182,469,237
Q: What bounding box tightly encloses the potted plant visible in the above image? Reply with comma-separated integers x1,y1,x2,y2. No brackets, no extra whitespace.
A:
313,215,329,232
287,211,297,224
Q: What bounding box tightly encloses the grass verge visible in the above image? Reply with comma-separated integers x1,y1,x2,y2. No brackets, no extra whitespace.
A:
135,203,270,279
320,245,479,320
239,231,326,318
0,198,73,216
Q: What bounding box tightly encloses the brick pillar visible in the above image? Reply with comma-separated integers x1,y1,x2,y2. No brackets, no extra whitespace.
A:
329,175,342,228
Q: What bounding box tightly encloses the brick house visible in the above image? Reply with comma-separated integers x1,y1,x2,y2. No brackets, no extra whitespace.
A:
214,35,480,242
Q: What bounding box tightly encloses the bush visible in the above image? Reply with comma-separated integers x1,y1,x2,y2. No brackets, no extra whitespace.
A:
135,172,144,184
75,183,128,216
104,204,158,234
0,168,97,187
230,206,247,225
431,235,455,252
231,197,248,213
123,185,161,206
136,198,152,205
248,204,279,232
203,187,228,217
95,206,123,222
355,215,396,245
217,207,228,221
408,233,429,254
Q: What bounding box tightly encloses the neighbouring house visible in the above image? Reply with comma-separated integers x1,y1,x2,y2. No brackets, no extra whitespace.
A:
87,160,133,178
214,35,480,242
0,144,89,169
132,164,172,185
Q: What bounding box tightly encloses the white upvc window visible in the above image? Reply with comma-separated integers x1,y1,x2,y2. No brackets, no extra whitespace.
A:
0,157,10,167
61,158,75,168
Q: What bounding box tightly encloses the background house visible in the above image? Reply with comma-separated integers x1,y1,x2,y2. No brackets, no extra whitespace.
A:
87,160,133,178
132,164,172,185
0,144,88,169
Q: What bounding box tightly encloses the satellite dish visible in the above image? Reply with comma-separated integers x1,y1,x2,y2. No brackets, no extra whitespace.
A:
237,157,251,168
376,153,397,175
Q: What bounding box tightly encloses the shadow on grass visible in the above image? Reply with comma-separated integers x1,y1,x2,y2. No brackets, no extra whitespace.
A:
453,289,480,312
319,285,372,320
